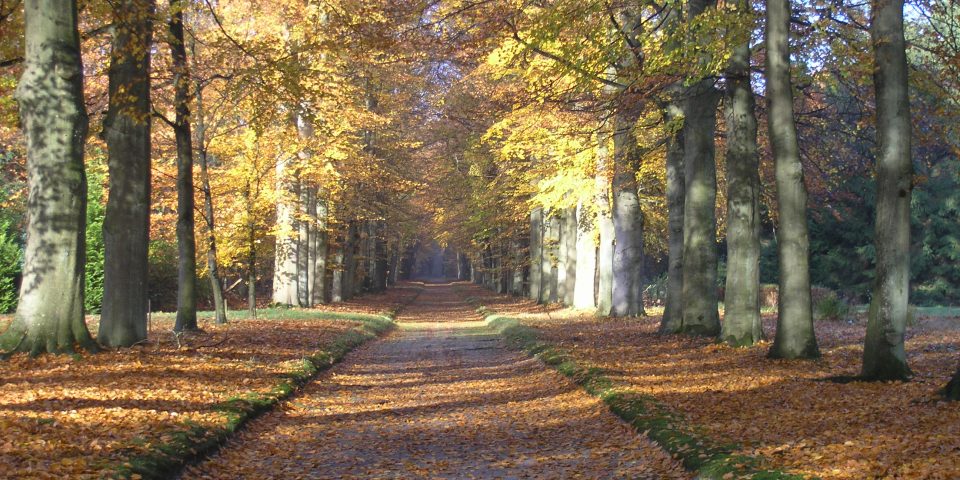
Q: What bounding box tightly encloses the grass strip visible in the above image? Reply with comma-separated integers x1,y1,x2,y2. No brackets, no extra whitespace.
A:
479,307,811,480
112,310,401,480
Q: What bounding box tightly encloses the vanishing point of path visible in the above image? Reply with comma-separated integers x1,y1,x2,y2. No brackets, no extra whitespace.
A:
183,283,685,479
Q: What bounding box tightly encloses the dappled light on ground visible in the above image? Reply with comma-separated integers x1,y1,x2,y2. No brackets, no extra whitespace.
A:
464,284,960,479
185,283,686,479
0,287,416,478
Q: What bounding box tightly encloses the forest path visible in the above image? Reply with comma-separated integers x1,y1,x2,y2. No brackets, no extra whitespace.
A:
182,283,684,479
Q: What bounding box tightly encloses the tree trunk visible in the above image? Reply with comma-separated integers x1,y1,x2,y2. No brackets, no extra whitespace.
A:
98,0,153,347
247,191,257,318
573,201,597,309
612,96,646,317
272,156,299,305
0,0,96,354
529,207,543,301
511,237,526,296
194,72,226,324
562,207,577,305
373,221,388,292
169,0,197,332
720,10,762,347
766,0,820,359
545,213,560,303
331,232,345,302
343,222,357,298
945,366,960,400
596,131,614,316
296,182,311,304
556,219,567,302
863,0,912,381
311,199,328,304
660,13,686,334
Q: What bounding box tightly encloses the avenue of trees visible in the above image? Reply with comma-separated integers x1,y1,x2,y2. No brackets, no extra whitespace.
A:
0,0,959,397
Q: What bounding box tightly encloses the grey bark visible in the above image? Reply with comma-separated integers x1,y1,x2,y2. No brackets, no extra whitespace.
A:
194,71,226,324
863,0,912,381
169,0,197,332
611,98,646,317
311,199,328,304
720,10,762,347
98,0,153,347
343,222,357,298
562,207,577,305
331,232,345,303
0,0,97,354
573,201,597,309
766,0,820,359
660,11,686,334
596,131,614,316
545,213,560,303
272,156,298,305
529,208,543,301
677,0,721,336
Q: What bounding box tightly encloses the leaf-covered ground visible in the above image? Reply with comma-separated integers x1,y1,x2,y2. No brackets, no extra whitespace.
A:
0,286,417,479
467,285,960,479
185,283,687,479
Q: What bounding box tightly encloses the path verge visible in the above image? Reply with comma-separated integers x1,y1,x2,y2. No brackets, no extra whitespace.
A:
473,302,809,480
113,298,416,480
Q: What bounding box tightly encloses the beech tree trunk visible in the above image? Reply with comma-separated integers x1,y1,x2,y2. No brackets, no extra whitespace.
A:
343,222,357,298
246,184,257,318
373,221,388,292
945,367,960,400
660,10,686,334
311,199,328,304
98,0,153,347
194,75,226,324
573,201,597,309
612,96,646,317
766,0,820,359
863,0,912,381
562,207,577,305
720,10,762,347
331,233,345,302
545,213,560,303
169,0,198,332
272,157,298,305
0,0,97,354
529,208,543,301
596,134,615,316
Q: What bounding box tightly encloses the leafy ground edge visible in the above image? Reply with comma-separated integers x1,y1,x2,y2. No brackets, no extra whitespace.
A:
110,304,410,480
475,304,812,480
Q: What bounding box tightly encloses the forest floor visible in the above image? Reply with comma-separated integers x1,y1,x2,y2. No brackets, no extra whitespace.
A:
467,284,960,480
183,282,686,479
0,286,418,479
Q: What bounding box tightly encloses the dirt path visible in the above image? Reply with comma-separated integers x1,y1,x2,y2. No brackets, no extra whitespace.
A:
183,283,685,479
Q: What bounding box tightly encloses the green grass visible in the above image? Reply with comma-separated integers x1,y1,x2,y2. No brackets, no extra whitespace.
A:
112,311,397,480
149,308,391,322
482,311,810,480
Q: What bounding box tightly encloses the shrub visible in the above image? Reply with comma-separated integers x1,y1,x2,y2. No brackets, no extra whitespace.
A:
84,164,106,313
0,220,21,313
815,290,851,322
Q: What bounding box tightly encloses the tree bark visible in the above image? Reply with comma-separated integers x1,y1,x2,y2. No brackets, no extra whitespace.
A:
612,96,646,317
246,181,257,318
343,222,357,298
272,155,299,305
573,201,597,309
194,71,226,324
863,0,912,381
766,0,820,359
0,0,97,354
373,221,388,292
168,0,197,332
331,232,345,302
945,366,960,400
545,213,560,303
562,207,577,305
720,9,762,347
660,12,686,334
98,0,153,347
311,199,328,304
529,207,543,301
596,131,615,316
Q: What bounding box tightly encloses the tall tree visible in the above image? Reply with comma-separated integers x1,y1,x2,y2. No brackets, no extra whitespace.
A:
679,0,721,335
862,0,912,380
194,72,227,324
766,0,820,359
168,0,198,332
98,0,154,347
0,0,97,354
720,2,762,347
